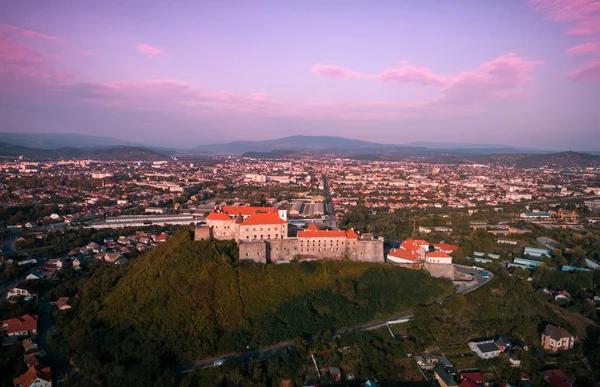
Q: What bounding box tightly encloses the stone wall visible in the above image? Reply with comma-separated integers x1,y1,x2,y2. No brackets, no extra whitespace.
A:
424,263,455,280
238,223,288,241
193,227,212,241
268,239,300,262
207,219,239,240
239,241,268,264
348,240,385,262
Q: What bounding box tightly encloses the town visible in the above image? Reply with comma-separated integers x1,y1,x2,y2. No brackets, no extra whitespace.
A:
1,152,600,387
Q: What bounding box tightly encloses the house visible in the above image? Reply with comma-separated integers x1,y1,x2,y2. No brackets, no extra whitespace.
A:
6,285,36,301
554,290,572,302
414,355,438,370
387,248,421,264
22,338,38,352
460,371,484,385
1,314,38,337
434,243,460,254
405,239,430,251
328,367,342,381
426,251,453,264
153,233,168,243
434,364,458,387
541,325,575,352
523,246,550,258
542,369,574,387
468,339,502,359
54,297,72,310
13,365,52,387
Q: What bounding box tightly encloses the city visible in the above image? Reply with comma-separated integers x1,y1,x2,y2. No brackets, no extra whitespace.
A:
2,0,600,386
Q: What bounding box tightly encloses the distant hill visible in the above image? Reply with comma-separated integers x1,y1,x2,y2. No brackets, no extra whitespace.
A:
0,142,167,161
50,231,453,384
193,135,553,156
0,132,135,149
423,151,600,168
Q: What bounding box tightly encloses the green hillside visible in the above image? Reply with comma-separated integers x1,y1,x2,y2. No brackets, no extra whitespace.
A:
50,230,453,385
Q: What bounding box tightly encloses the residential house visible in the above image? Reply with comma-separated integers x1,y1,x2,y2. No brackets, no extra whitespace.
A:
468,339,502,359
54,297,72,310
13,365,52,387
328,367,342,381
554,290,572,302
460,371,484,386
543,369,574,387
387,248,421,264
1,314,38,337
434,243,460,255
541,325,575,352
426,251,453,264
434,364,458,387
6,285,36,301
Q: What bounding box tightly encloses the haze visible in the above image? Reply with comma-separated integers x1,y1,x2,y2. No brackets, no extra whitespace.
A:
1,0,599,150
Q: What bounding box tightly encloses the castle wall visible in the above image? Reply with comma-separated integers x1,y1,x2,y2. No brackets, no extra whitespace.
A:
206,219,238,240
348,240,385,262
268,239,300,262
297,236,347,260
239,241,268,264
238,223,288,241
194,227,212,241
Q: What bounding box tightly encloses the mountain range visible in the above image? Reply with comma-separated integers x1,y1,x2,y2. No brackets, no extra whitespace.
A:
1,133,599,165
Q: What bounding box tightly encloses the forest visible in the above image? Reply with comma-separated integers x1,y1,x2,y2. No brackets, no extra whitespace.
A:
48,230,453,386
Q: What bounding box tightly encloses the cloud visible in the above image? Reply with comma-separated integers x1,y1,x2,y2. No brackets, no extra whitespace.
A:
311,64,371,79
566,41,600,55
568,57,600,81
74,50,96,56
311,53,540,104
529,0,600,81
137,44,166,57
0,24,61,41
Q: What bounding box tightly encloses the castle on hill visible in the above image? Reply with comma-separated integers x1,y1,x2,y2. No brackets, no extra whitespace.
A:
194,206,384,264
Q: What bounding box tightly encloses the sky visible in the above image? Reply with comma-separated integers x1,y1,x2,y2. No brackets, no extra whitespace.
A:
1,0,599,150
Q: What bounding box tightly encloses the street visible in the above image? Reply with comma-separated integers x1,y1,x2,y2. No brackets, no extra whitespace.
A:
322,175,337,230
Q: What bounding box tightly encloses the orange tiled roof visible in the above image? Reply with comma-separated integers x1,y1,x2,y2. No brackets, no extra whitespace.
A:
434,242,460,252
305,225,320,231
406,239,429,246
400,240,423,252
222,206,277,216
13,366,51,387
388,248,419,261
426,251,451,258
241,212,287,225
206,212,234,221
298,229,359,238
1,314,38,335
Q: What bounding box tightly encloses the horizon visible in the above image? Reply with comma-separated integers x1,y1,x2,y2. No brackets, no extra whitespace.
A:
1,1,600,150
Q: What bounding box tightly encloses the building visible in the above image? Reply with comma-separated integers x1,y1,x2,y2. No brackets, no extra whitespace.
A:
238,226,384,264
426,251,453,264
1,314,38,337
523,247,551,258
542,369,574,387
13,366,52,387
6,285,36,301
387,248,421,264
434,242,460,254
468,339,502,359
434,364,458,387
541,325,575,352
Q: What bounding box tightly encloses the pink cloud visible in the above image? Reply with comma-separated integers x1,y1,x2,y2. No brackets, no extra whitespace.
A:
379,63,447,86
311,53,539,105
74,50,96,56
529,0,600,81
311,64,368,79
568,57,600,81
137,44,166,57
0,24,61,41
566,41,600,54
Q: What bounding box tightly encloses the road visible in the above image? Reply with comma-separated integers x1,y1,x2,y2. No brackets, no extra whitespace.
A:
178,264,494,373
527,194,600,208
322,175,337,230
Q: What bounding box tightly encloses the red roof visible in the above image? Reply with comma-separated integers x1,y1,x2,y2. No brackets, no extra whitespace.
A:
206,212,234,221
434,242,460,252
305,225,320,231
388,248,419,261
461,372,484,384
400,240,423,252
298,229,347,238
406,239,429,246
2,314,38,335
13,366,51,387
427,251,452,258
459,380,480,387
222,206,277,216
241,212,287,225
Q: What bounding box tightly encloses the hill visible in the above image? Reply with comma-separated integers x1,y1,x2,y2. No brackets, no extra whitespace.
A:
0,142,167,161
49,230,453,385
0,132,134,149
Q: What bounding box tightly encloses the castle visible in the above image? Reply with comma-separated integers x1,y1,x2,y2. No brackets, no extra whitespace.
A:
194,206,384,264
